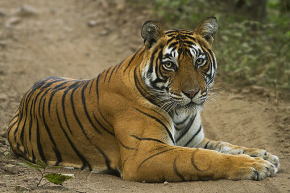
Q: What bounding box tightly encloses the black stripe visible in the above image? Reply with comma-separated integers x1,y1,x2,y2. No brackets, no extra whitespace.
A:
32,77,63,91
95,146,112,170
56,105,91,170
113,60,124,74
134,64,168,108
31,147,36,163
107,66,116,82
48,81,68,116
27,94,35,159
176,114,196,142
186,36,196,41
204,141,210,149
30,87,52,162
181,40,196,45
123,51,138,72
155,50,163,76
52,81,67,90
81,81,102,135
166,37,176,44
35,112,46,162
48,91,58,117
40,79,64,89
13,105,24,148
118,139,137,150
98,110,114,130
42,98,62,165
70,83,90,140
19,86,45,155
134,68,146,94
95,75,101,99
184,126,202,147
88,79,94,94
7,114,19,136
62,82,80,134
133,67,159,105
7,118,18,131
150,76,166,87
148,48,159,74
18,92,32,153
134,108,175,144
149,145,168,153
152,109,172,128
173,157,185,181
103,69,110,83
32,86,50,119
92,113,114,136
130,135,166,144
137,148,176,170
174,116,189,126
168,42,178,49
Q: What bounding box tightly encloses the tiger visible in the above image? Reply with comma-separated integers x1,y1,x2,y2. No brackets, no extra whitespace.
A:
7,17,280,182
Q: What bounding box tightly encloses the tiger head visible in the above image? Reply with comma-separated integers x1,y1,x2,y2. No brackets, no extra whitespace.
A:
140,17,218,112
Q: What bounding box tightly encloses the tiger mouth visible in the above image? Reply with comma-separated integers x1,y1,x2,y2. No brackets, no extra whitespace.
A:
184,100,205,108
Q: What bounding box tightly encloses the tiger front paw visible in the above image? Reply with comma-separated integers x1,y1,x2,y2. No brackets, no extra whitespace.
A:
244,149,280,170
227,155,278,181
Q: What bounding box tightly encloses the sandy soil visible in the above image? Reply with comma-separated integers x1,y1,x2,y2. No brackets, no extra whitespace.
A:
0,0,289,192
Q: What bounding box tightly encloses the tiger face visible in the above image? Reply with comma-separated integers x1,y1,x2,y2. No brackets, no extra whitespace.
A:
141,17,218,111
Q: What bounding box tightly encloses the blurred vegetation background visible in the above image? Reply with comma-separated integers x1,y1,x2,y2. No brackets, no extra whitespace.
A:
129,0,290,91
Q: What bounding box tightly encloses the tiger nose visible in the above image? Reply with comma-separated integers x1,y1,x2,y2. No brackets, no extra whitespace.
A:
182,89,199,98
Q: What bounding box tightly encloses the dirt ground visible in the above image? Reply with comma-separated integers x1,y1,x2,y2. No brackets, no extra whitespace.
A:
0,0,289,192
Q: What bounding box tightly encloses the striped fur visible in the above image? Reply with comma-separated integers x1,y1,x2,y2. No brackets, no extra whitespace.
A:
7,17,279,182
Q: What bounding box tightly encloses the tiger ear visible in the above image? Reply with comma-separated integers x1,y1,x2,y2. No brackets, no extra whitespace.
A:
141,21,163,48
194,16,218,44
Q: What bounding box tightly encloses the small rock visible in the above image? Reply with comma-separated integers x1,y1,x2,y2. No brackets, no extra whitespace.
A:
87,20,101,27
64,166,75,170
116,0,126,11
0,182,6,187
5,17,22,28
99,30,109,36
0,9,6,17
6,164,16,168
0,93,7,102
15,5,38,17
0,130,7,137
3,164,20,174
229,95,244,100
0,41,7,48
241,88,250,94
15,185,30,192
163,181,169,185
250,85,266,95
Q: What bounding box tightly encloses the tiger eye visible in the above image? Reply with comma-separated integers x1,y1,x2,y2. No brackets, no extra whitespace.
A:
162,61,175,71
196,58,204,66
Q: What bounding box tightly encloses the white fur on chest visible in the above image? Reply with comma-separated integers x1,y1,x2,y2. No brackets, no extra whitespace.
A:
171,108,204,147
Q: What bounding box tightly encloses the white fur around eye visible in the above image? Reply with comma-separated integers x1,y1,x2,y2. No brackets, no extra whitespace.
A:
196,56,207,67
162,61,176,71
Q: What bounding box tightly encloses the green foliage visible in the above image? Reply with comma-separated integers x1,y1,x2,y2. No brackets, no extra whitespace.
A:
143,0,290,90
20,160,73,187
217,20,290,89
19,160,47,171
44,173,74,185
